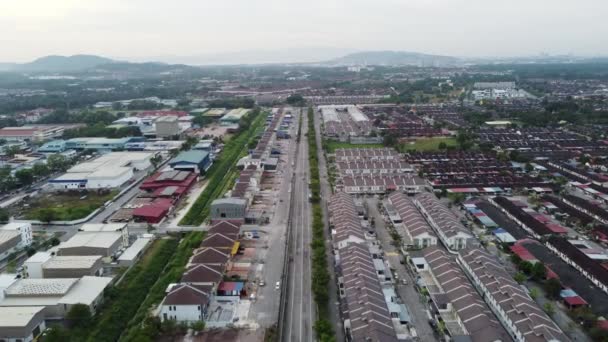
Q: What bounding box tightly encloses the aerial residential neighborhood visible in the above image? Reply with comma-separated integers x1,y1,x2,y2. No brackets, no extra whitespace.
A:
2,2,608,342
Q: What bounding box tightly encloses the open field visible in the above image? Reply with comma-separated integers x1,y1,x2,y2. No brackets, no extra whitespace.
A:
322,139,384,153
400,136,457,152
11,190,117,221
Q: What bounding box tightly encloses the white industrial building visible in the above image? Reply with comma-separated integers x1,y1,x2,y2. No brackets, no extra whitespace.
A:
0,276,112,319
58,231,123,257
0,222,32,248
0,306,46,342
79,223,129,249
49,152,153,190
23,252,53,279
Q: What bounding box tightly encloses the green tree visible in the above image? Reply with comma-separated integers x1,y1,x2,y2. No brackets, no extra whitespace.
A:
47,154,69,172
190,320,205,332
525,162,534,173
50,236,61,246
31,163,50,178
37,208,58,223
0,208,9,223
438,142,447,150
4,145,21,158
543,278,562,299
543,302,555,316
531,262,547,280
15,168,34,186
514,272,527,284
286,94,306,106
519,261,534,275
150,155,163,169
529,287,540,300
66,303,93,329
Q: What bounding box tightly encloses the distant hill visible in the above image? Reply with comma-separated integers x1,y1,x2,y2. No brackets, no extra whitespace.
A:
12,55,116,72
327,50,462,67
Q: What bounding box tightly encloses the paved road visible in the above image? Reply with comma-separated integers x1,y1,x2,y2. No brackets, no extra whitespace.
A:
366,197,437,342
284,109,314,342
248,108,295,328
312,108,345,342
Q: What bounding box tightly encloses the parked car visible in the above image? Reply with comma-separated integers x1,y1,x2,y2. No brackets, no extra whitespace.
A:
275,281,281,290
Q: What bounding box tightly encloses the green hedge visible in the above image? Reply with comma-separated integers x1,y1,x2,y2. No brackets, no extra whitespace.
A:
307,107,335,341
180,108,265,225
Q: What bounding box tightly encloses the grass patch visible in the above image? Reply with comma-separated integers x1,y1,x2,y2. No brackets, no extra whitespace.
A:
18,190,117,221
399,136,457,152
322,139,383,153
120,232,205,342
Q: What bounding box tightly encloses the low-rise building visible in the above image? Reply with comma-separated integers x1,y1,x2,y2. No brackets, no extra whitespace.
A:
155,116,180,138
37,140,67,153
385,193,437,249
58,231,122,257
0,222,32,248
42,255,103,278
0,306,46,342
49,152,153,190
23,252,52,279
210,198,247,224
0,231,21,262
169,150,211,174
159,283,212,323
414,193,473,250
0,276,112,319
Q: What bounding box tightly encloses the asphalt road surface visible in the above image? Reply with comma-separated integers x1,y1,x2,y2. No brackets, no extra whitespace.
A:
284,109,314,342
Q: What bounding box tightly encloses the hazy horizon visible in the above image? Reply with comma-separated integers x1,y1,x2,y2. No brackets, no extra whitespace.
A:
2,0,607,64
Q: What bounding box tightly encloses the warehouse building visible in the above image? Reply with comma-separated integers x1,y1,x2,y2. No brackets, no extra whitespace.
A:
49,152,153,190
64,137,142,152
0,306,46,342
0,231,22,262
58,231,122,257
0,276,112,319
210,198,247,224
23,252,52,279
117,236,153,266
42,255,103,278
0,222,32,249
79,223,129,249
169,150,211,174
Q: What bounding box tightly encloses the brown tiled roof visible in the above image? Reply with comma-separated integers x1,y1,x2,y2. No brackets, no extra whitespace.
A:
459,248,568,342
422,247,510,342
388,193,435,238
200,233,237,249
163,283,211,306
189,247,230,265
181,264,224,284
208,221,241,236
340,243,398,342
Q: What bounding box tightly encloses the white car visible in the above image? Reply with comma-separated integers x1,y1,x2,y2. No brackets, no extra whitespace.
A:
275,281,281,290
259,280,265,286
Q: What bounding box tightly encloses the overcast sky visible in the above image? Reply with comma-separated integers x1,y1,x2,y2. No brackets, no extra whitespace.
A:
1,0,606,63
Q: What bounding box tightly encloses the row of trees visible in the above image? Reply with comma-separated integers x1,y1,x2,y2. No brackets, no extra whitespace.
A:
62,124,141,139
307,107,335,342
180,108,264,225
0,154,71,192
